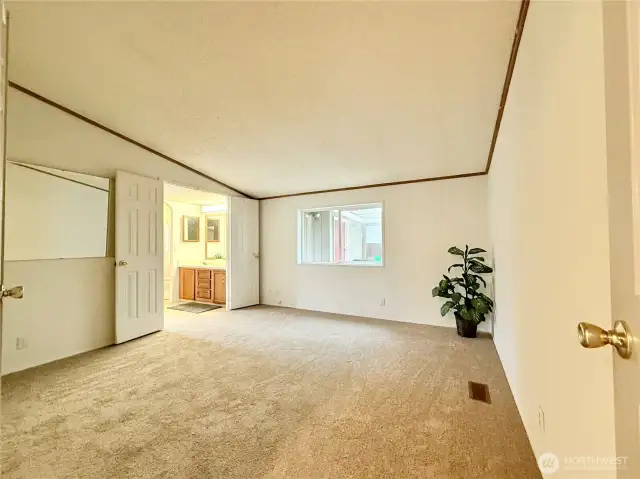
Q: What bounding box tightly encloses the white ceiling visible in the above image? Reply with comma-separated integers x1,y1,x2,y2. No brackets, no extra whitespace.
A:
164,183,226,206
7,1,519,198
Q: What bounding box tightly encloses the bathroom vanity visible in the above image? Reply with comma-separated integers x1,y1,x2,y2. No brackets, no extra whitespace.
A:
179,266,226,304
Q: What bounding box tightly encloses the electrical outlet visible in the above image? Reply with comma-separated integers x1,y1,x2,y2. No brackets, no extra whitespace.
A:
16,337,27,350
380,298,386,306
538,406,546,434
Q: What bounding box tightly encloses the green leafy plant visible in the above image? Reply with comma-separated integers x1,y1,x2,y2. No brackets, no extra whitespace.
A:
432,245,494,324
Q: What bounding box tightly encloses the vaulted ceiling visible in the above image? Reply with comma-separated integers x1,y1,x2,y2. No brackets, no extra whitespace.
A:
7,1,520,198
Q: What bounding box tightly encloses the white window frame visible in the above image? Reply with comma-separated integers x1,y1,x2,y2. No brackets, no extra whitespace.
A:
297,202,384,267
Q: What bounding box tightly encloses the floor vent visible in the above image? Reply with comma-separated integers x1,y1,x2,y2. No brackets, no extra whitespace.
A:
468,381,491,404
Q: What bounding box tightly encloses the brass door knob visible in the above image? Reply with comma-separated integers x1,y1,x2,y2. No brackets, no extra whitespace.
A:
118,260,128,267
578,320,633,359
1,285,23,299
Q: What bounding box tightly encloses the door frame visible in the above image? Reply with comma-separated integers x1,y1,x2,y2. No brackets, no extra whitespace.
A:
162,181,231,309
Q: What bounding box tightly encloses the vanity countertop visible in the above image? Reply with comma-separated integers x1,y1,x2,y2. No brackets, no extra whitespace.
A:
179,264,226,271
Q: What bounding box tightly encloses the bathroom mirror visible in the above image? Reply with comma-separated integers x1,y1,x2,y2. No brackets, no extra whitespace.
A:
205,213,225,260
206,215,221,242
181,215,200,242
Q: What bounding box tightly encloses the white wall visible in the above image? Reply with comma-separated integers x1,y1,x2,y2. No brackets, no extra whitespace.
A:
17,162,111,190
260,176,490,330
5,162,109,261
2,87,234,374
2,258,114,375
487,0,616,474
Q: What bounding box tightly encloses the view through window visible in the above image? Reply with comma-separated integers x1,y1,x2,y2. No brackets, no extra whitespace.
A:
299,203,383,266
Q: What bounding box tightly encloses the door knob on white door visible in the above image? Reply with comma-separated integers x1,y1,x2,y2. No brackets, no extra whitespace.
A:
578,320,633,359
253,253,259,259
1,285,24,299
118,260,128,267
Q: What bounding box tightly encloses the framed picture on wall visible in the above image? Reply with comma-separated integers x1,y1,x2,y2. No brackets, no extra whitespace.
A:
181,215,200,242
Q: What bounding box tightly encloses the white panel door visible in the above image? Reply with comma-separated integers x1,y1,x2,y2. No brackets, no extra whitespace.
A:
227,196,259,310
115,171,163,343
0,4,12,379
608,2,640,476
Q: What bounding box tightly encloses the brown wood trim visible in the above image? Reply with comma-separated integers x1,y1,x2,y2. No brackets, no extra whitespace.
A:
484,0,530,174
8,81,254,199
259,171,486,200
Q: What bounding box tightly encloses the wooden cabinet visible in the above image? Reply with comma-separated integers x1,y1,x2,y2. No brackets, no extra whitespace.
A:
179,268,196,300
179,267,226,304
213,271,226,304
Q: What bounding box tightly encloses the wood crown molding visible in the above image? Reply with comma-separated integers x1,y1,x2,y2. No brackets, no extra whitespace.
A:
259,171,486,200
8,81,254,199
260,0,530,201
485,0,530,173
8,0,529,202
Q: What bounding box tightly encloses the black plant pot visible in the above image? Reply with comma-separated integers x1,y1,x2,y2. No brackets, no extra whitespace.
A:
455,313,478,338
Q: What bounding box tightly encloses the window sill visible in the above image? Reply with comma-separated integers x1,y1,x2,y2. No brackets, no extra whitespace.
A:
299,261,384,268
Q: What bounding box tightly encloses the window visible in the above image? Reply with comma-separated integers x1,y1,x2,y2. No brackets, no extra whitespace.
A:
299,203,383,266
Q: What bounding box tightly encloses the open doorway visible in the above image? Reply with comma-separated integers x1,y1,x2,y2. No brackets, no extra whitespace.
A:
163,182,228,320
113,172,259,344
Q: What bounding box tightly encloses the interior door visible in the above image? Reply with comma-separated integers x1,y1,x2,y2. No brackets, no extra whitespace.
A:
115,171,163,343
610,1,640,476
0,7,8,474
0,3,15,377
593,2,640,477
227,196,259,310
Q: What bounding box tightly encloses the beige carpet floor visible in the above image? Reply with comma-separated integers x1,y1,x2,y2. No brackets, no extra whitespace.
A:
2,306,540,478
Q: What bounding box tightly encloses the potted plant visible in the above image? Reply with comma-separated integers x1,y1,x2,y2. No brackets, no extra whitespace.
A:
432,245,494,338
